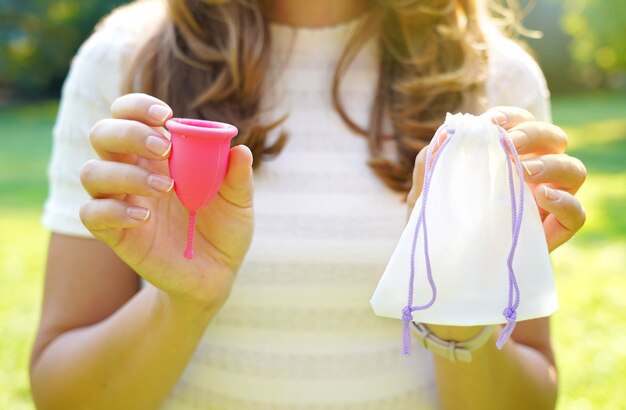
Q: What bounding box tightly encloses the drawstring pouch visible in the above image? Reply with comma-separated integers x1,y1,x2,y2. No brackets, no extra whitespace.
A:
370,113,557,354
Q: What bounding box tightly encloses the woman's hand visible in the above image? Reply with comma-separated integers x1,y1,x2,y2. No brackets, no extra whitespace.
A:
79,93,254,310
408,106,586,252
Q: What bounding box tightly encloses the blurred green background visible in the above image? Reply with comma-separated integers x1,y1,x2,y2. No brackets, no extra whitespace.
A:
1,0,625,409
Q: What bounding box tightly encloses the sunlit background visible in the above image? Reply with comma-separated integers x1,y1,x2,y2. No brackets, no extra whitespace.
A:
1,1,624,409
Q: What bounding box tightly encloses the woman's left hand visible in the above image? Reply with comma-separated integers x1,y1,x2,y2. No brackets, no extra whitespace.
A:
408,106,587,252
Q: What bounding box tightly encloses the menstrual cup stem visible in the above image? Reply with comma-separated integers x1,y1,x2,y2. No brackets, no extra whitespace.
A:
184,211,197,259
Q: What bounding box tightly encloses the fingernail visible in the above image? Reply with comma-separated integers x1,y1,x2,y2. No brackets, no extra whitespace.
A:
493,111,508,127
148,105,172,123
128,206,150,221
146,135,171,157
522,160,544,176
544,186,560,201
148,174,174,192
508,130,528,150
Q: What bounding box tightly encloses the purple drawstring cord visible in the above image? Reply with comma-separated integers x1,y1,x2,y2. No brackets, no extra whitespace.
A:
401,122,525,355
495,126,525,349
402,124,451,355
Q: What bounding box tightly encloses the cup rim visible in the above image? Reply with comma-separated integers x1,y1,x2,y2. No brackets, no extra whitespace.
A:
166,118,238,139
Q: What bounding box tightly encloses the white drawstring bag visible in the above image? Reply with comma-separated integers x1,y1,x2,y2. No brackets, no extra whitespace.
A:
370,113,557,353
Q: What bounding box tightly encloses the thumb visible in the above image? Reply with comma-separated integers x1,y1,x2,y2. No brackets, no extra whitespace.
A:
407,146,427,218
483,106,535,130
406,129,450,219
218,144,254,208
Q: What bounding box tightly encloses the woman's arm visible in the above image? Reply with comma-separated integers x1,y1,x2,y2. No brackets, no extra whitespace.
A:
30,94,255,409
428,319,557,409
30,235,217,410
407,107,586,409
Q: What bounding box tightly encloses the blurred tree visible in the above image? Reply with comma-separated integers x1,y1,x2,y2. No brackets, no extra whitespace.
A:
0,0,131,100
2,0,624,99
523,1,580,94
560,0,626,88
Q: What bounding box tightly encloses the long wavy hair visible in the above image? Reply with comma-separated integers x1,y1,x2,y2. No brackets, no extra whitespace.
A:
124,0,525,191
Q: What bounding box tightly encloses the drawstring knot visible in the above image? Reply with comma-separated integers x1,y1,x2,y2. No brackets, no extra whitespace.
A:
401,306,414,355
503,307,517,322
497,306,519,350
402,306,413,321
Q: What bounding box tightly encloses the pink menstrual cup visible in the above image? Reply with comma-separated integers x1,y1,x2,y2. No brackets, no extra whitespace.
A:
166,118,238,259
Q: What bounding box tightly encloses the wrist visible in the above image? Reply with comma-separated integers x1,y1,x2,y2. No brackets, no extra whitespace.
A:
150,286,221,327
425,324,489,342
414,323,499,362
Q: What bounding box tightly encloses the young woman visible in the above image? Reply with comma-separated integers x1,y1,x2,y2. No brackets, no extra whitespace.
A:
30,0,586,408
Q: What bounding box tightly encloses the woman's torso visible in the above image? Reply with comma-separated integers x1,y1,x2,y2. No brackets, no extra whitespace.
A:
159,15,439,410
44,1,550,408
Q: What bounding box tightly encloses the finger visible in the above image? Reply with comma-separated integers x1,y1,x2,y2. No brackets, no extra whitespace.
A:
110,93,173,127
217,145,254,209
407,146,428,212
80,199,150,243
507,121,568,156
90,119,172,162
521,154,587,194
533,185,586,252
484,106,535,129
81,159,173,198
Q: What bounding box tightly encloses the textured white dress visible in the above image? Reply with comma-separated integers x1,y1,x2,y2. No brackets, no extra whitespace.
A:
42,1,551,409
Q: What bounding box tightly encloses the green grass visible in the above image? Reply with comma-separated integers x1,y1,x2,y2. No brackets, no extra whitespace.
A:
0,94,624,409
0,101,56,409
0,214,48,410
549,92,626,410
0,101,57,209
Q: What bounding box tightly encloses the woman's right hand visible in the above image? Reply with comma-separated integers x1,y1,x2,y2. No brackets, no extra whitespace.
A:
79,93,254,310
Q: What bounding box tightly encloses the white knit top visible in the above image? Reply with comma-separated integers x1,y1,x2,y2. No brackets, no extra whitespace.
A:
43,1,551,408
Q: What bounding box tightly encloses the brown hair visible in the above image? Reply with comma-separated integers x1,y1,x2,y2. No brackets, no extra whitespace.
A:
125,0,521,191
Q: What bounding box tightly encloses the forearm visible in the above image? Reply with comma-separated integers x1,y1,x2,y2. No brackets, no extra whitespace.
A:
429,325,557,410
31,285,216,410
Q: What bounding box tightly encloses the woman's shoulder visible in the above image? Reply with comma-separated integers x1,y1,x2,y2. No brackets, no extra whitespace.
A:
75,0,165,68
62,0,165,107
80,0,166,60
485,25,551,121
